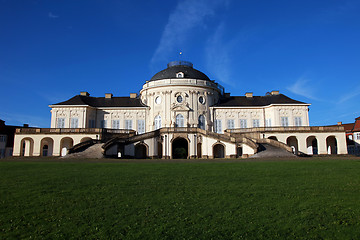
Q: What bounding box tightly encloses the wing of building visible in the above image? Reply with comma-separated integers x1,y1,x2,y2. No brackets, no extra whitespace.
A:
13,61,348,158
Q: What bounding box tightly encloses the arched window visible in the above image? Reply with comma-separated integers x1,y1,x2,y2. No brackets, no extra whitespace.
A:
155,115,161,130
176,114,184,127
198,115,205,130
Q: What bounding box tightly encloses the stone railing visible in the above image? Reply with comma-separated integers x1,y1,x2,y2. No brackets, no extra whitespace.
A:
16,128,136,135
225,125,345,134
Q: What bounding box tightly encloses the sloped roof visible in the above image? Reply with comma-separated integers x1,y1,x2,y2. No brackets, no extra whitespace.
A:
213,94,307,107
342,123,355,132
353,117,360,132
52,95,146,108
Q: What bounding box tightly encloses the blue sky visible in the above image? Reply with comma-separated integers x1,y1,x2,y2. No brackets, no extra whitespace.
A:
1,0,359,127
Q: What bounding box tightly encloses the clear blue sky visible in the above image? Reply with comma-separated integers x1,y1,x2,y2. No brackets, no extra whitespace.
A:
1,0,359,127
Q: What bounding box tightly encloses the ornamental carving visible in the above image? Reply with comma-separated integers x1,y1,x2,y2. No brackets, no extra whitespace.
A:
238,111,247,118
279,109,289,116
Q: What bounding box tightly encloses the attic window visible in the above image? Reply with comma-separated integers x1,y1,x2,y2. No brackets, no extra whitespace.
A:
176,72,184,78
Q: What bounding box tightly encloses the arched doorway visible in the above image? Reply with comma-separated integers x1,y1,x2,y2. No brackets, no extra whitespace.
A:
306,136,318,155
20,138,34,156
237,146,243,158
172,138,188,159
213,143,225,158
286,136,299,154
135,143,147,159
326,136,337,154
158,142,163,158
60,137,73,156
40,137,54,156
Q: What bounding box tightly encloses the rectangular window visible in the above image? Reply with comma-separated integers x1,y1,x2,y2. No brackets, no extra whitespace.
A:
227,119,235,129
281,117,289,127
355,133,360,140
215,119,222,133
253,119,260,128
88,119,96,128
57,118,65,128
100,120,107,128
0,136,6,142
70,118,78,128
240,119,247,128
112,120,120,129
294,117,302,126
125,120,133,130
265,118,272,127
137,120,145,134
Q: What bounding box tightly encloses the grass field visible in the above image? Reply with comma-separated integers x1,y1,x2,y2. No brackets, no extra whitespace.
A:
1,157,360,239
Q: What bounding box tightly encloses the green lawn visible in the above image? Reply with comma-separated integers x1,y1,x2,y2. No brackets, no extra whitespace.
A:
1,158,360,239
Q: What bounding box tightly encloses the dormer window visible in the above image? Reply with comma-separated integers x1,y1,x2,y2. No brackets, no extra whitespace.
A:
176,72,184,78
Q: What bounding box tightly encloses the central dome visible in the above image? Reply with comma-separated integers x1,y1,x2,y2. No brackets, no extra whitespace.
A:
150,61,210,81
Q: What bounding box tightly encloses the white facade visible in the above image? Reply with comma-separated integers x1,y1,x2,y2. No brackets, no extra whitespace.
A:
13,61,348,158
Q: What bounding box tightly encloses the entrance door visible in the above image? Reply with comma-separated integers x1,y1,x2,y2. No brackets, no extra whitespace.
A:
172,138,188,159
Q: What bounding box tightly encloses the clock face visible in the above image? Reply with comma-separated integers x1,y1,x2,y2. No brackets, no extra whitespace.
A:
177,95,183,103
155,96,161,104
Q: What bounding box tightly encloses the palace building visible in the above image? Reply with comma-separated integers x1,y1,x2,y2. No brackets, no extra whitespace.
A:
13,61,348,158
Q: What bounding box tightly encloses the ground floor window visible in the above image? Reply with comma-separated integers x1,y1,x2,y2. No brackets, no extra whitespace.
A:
125,120,133,130
70,118,78,128
294,117,302,126
57,118,65,128
281,117,289,127
215,120,222,133
227,119,235,129
253,119,260,128
137,120,145,134
112,120,120,129
240,119,247,128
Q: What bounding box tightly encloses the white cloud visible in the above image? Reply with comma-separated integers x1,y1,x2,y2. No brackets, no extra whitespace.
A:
48,12,59,18
151,0,228,66
287,77,321,101
338,86,360,103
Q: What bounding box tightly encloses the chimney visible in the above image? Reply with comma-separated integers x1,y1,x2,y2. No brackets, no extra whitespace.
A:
23,124,29,128
337,122,342,126
270,90,279,95
130,93,137,98
245,92,253,98
80,91,90,96
105,93,113,99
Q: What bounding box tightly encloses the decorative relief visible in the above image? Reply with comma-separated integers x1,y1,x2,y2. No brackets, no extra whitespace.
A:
292,108,302,116
57,111,67,117
279,109,289,116
251,111,259,118
238,111,247,118
225,111,235,118
136,111,145,118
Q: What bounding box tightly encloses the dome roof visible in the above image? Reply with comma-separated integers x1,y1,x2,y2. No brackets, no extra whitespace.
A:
150,61,210,81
